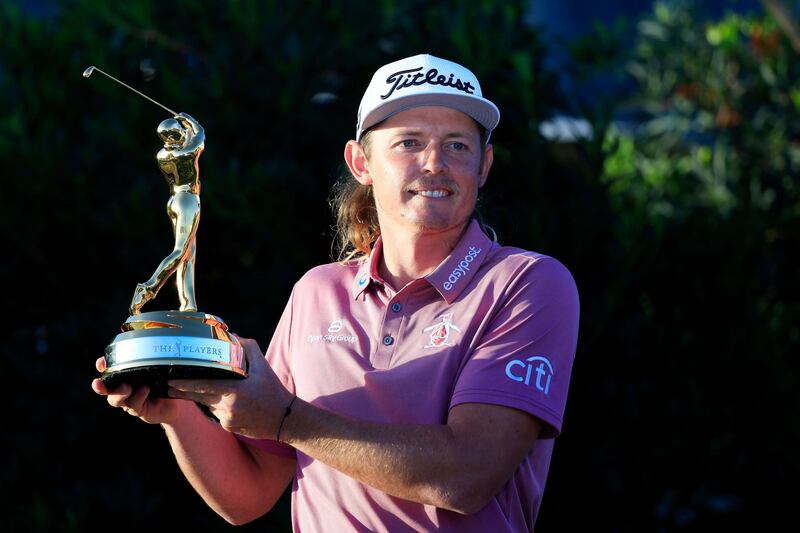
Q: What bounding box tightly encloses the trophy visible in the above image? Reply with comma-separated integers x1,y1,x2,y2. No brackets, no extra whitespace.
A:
85,66,247,397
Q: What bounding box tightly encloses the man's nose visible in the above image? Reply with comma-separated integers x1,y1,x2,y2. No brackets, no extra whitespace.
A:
421,145,448,174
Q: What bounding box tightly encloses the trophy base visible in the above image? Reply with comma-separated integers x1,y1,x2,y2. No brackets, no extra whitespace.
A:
101,363,246,398
103,310,247,398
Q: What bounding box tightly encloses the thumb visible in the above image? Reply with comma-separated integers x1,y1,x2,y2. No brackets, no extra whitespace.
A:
237,336,266,375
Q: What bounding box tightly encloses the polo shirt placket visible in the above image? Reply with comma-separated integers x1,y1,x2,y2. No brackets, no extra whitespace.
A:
352,228,492,370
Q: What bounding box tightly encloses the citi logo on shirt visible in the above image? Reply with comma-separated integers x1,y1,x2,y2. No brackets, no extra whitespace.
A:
505,356,554,396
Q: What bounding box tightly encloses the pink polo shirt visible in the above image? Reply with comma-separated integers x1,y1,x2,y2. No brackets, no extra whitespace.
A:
241,219,579,532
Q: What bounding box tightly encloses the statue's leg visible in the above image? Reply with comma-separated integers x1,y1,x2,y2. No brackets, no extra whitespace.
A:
130,193,200,314
177,237,197,311
173,192,200,311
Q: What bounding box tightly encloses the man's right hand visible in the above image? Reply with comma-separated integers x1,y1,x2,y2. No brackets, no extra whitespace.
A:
91,357,185,425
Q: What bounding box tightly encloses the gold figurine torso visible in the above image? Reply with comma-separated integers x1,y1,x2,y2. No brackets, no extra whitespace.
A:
157,145,202,193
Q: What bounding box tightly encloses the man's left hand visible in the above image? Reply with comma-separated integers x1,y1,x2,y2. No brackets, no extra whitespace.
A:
167,337,293,440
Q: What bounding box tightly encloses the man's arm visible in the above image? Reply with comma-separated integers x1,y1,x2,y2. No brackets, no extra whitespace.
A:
162,400,295,524
92,360,295,525
281,399,541,514
168,341,541,515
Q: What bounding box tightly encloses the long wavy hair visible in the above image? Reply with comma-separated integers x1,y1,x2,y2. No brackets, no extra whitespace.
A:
330,125,494,263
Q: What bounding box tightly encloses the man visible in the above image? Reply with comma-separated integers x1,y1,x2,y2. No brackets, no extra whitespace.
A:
93,54,579,531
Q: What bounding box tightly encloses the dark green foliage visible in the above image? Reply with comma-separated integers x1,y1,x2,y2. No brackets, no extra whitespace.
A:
2,1,557,531
2,0,795,531
559,2,800,530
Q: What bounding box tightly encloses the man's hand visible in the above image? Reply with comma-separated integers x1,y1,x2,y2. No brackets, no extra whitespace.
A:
91,357,185,424
92,342,297,525
166,337,294,440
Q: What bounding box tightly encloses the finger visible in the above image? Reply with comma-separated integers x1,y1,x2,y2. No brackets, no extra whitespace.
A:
92,378,109,396
106,383,133,408
95,357,107,372
167,379,225,395
167,387,220,406
93,377,130,400
239,337,267,373
238,336,261,353
125,385,151,413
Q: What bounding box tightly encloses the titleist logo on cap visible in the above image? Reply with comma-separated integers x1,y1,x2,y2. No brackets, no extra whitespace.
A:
355,54,499,142
381,67,476,100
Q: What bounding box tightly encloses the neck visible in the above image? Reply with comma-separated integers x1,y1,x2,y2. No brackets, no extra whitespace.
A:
377,222,469,289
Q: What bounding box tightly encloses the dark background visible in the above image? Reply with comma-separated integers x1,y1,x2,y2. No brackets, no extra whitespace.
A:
3,0,798,531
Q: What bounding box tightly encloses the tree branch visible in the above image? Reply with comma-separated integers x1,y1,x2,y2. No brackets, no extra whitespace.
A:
761,0,800,53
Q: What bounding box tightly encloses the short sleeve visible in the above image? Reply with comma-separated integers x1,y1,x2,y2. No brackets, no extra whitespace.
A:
236,288,298,458
450,256,579,438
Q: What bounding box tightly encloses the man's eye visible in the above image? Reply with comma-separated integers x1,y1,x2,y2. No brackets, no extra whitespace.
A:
450,142,467,151
400,139,417,148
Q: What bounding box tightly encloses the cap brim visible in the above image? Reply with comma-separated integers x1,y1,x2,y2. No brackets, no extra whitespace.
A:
358,93,500,141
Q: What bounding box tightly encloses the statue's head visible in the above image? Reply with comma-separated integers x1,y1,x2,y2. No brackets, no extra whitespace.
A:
157,118,186,147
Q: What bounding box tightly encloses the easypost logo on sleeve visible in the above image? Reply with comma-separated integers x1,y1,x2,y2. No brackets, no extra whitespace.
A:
505,355,554,396
443,246,482,291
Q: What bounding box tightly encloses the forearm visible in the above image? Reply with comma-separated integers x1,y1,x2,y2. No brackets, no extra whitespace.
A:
279,399,497,514
162,402,284,524
163,341,540,515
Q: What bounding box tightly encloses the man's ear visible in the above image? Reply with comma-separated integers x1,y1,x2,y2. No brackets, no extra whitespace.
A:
344,140,372,186
478,143,494,188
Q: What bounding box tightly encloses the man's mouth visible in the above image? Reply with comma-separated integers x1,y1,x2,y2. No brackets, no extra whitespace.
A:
412,189,451,198
407,179,457,198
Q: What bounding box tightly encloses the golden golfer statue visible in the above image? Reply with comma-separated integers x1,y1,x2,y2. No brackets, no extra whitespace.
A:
85,66,246,396
130,112,203,315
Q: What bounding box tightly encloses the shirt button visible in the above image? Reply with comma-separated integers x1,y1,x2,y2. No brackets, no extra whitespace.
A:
382,335,394,346
391,303,402,313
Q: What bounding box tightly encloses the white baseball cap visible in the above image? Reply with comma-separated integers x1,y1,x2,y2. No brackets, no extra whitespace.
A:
356,54,500,142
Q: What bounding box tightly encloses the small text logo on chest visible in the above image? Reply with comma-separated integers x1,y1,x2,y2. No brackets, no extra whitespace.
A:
423,313,461,348
306,318,358,344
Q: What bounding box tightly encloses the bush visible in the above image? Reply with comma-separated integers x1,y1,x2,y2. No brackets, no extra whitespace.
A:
563,2,800,529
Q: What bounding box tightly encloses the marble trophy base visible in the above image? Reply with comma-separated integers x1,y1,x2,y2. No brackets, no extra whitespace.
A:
103,310,246,398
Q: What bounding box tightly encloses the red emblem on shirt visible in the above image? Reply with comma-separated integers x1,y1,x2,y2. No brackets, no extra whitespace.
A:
423,313,461,348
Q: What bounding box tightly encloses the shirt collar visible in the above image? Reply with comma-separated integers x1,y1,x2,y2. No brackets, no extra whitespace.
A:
351,219,494,303
425,219,493,304
352,238,386,299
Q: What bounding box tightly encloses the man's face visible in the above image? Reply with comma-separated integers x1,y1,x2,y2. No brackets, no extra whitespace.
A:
355,106,493,238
